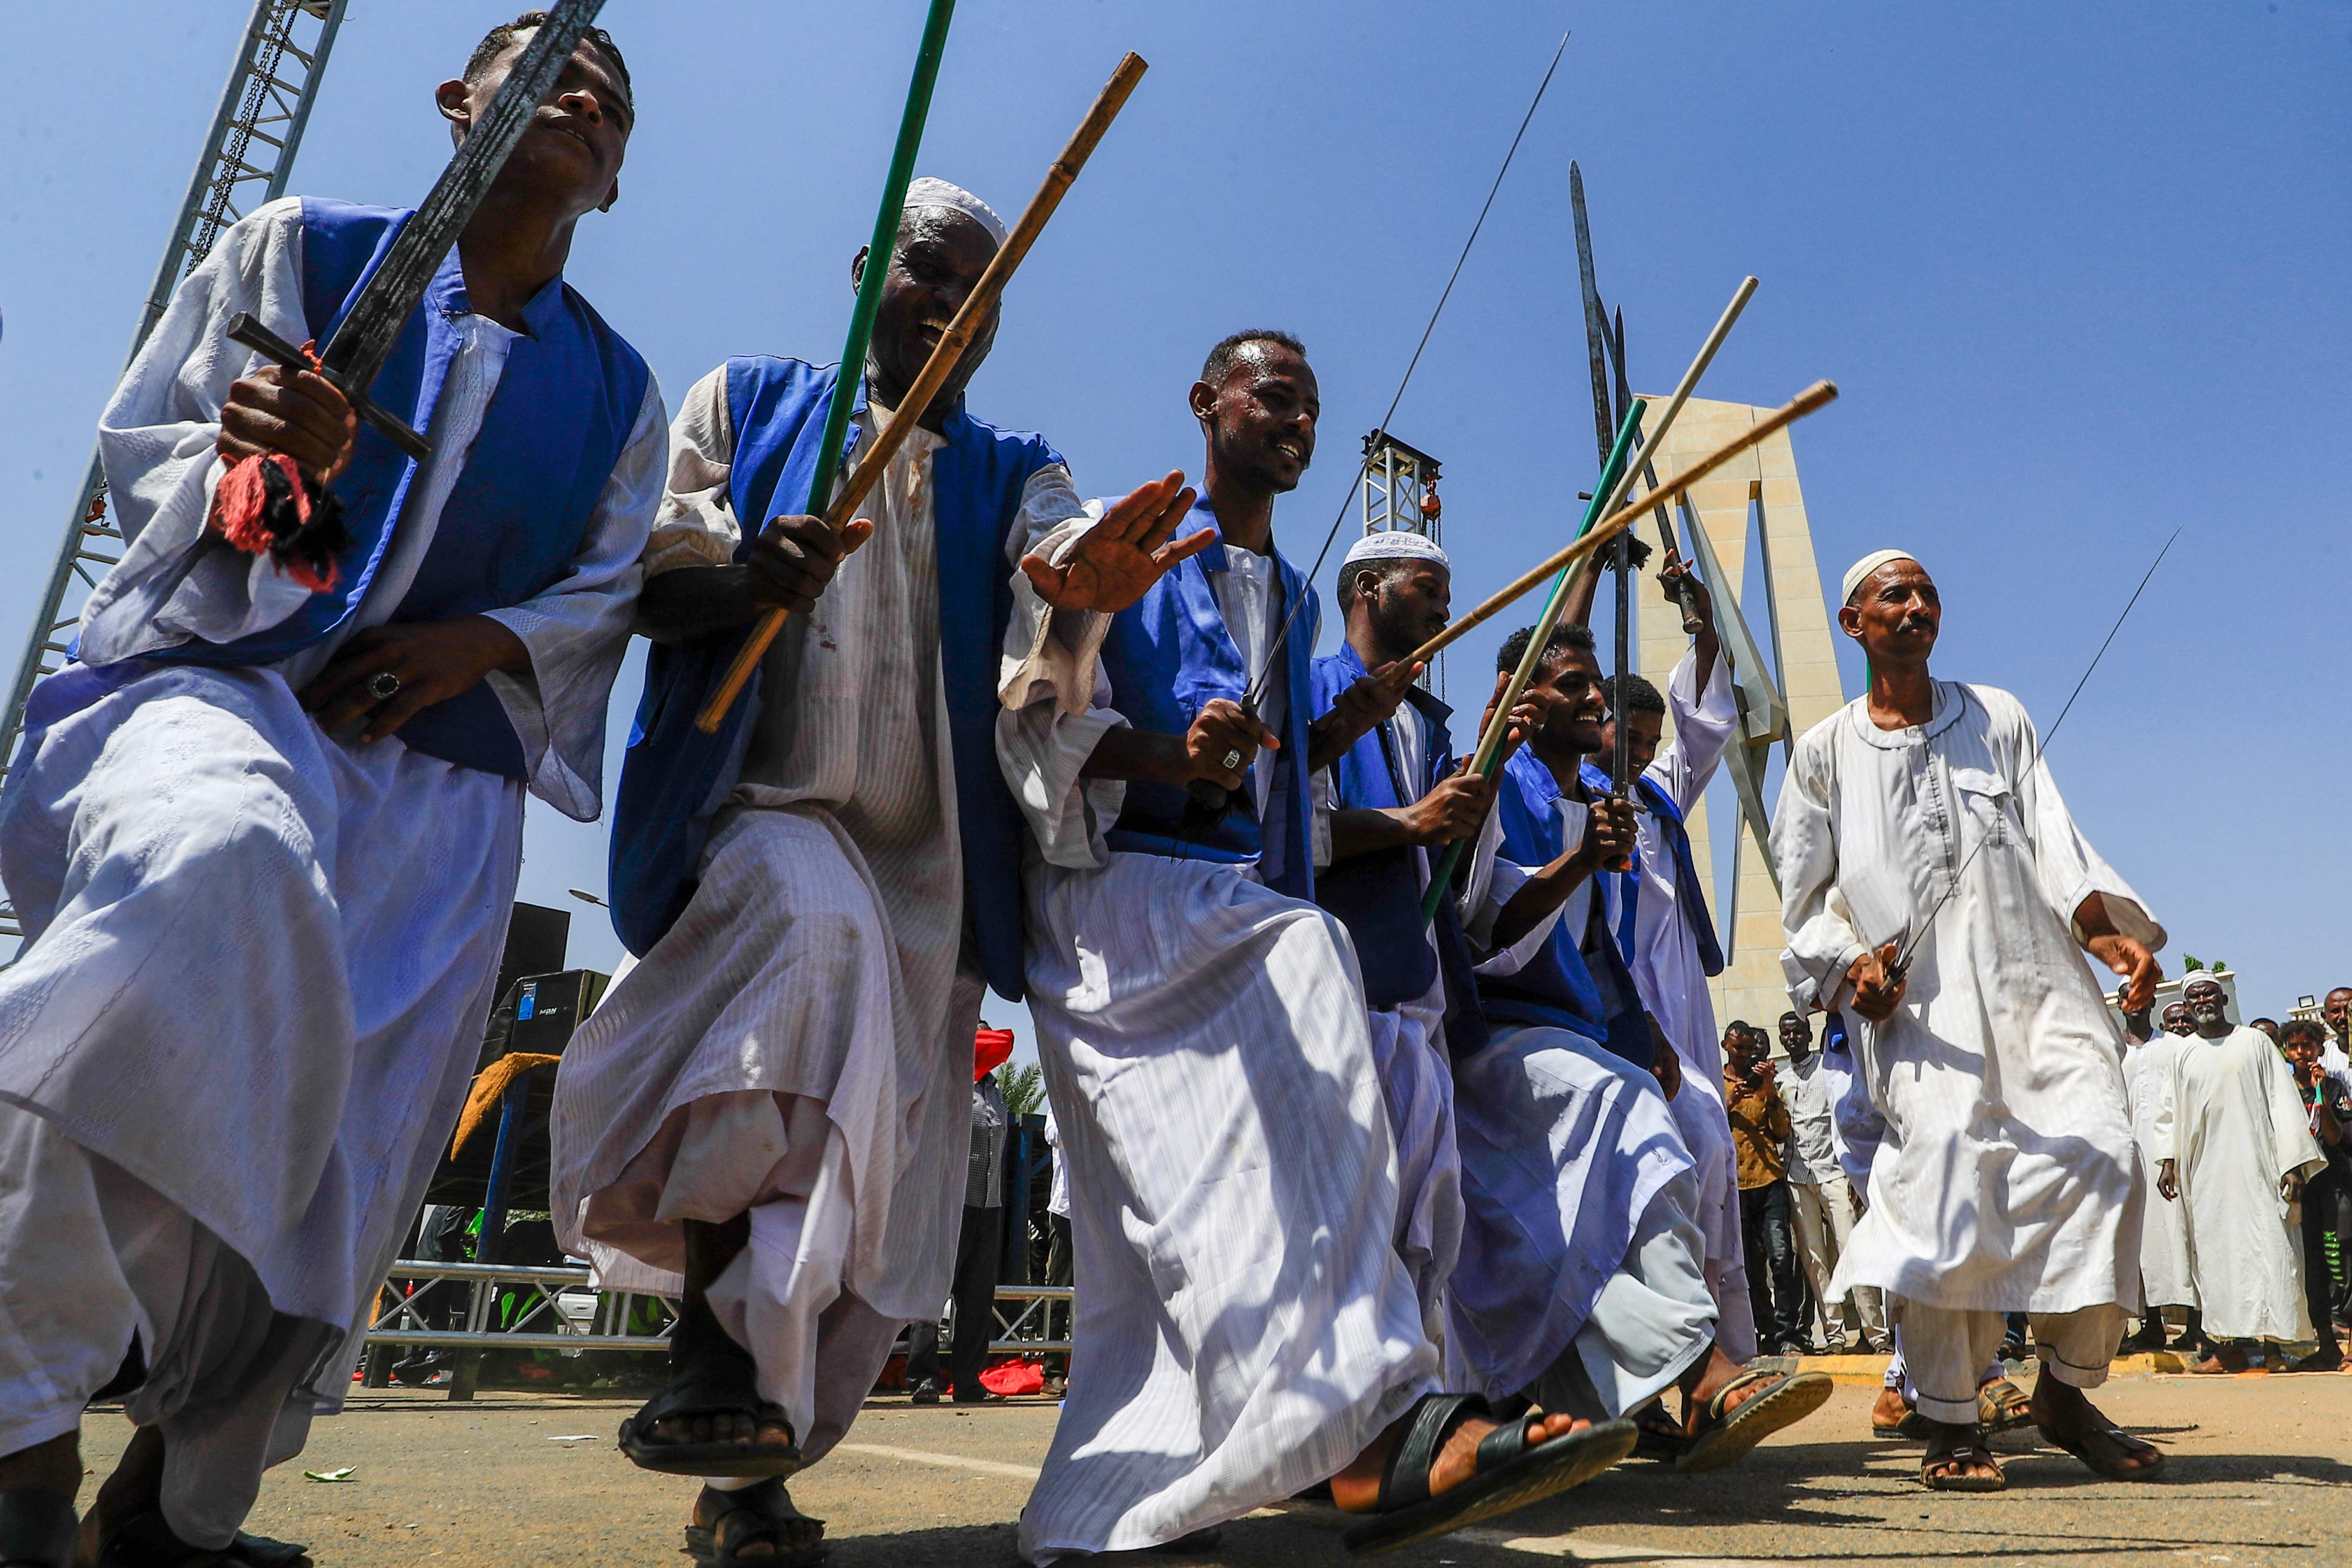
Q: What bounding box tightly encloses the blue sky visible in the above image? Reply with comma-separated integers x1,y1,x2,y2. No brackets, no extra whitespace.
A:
2,2,2346,1044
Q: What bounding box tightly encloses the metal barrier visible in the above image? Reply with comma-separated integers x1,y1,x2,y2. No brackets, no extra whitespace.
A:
364,1262,1074,1357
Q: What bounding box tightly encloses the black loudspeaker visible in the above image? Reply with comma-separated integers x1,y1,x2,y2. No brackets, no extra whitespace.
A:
427,965,611,1212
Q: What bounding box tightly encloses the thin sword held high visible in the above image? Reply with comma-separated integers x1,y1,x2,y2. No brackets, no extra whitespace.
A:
1568,162,1633,797
1880,527,2181,985
1182,31,1575,823
224,0,609,459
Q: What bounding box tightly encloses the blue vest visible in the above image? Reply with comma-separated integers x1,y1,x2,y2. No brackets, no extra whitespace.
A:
1097,499,1317,900
141,198,649,778
606,358,1057,1002
1308,644,1489,1055
1580,761,1725,977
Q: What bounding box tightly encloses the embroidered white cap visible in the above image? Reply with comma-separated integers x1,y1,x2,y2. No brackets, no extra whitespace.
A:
903,176,1007,245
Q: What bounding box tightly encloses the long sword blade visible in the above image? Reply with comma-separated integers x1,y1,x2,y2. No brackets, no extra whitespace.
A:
1571,166,1632,794
322,0,606,388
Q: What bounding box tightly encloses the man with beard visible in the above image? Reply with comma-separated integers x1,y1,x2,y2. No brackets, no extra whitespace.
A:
1774,550,2166,1491
1442,619,1830,1472
0,17,659,1565
2155,975,2325,1373
1000,333,1631,1561
551,179,1209,1565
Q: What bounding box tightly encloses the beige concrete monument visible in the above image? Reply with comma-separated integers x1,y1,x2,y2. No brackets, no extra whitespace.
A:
1630,396,1847,1035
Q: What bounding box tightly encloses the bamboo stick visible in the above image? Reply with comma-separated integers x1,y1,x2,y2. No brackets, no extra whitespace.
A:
695,52,1150,734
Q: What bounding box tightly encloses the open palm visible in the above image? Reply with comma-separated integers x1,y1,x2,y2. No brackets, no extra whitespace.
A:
1022,471,1213,613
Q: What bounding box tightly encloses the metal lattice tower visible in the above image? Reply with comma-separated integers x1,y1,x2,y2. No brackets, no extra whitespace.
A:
0,0,347,941
1358,429,1443,692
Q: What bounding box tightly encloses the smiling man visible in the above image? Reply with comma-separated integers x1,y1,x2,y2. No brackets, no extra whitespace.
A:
1774,549,2168,1492
1001,334,1636,1561
549,179,1207,1566
0,15,657,1565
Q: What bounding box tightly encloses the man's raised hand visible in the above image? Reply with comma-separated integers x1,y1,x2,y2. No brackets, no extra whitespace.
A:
749,512,874,616
1185,698,1277,793
1400,765,1494,846
2088,933,2159,1015
1020,472,1210,613
1847,940,1908,1023
218,360,357,481
1656,550,1713,625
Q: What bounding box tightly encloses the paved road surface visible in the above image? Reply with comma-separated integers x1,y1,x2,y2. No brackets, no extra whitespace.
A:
77,1369,2349,1565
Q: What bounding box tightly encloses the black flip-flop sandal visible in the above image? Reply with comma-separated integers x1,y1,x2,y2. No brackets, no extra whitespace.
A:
0,1490,77,1568
1629,1398,1689,1462
1920,1439,2006,1492
1340,1393,1636,1557
2037,1416,2167,1482
92,1507,309,1567
683,1479,827,1566
619,1301,800,1479
1674,1369,1834,1473
1872,1406,1934,1439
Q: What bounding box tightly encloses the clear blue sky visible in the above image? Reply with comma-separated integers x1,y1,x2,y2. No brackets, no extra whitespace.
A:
2,3,2346,1045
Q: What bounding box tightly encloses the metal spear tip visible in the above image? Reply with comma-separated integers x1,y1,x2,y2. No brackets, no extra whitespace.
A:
568,888,607,907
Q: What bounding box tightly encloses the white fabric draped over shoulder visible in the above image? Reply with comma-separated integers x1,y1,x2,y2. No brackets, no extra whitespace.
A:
82,196,664,822
2120,1034,2195,1310
1775,681,2162,1313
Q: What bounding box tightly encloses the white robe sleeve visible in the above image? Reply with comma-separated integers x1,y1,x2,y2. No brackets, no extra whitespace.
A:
80,199,326,662
1774,722,1870,1012
2151,1045,2179,1167
1649,643,1738,814
642,366,741,578
995,474,1127,869
1989,689,2165,951
2261,1041,2328,1185
476,374,665,821
1460,796,1580,977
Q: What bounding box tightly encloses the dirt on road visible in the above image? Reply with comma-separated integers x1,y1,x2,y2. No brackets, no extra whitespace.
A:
76,1369,2351,1566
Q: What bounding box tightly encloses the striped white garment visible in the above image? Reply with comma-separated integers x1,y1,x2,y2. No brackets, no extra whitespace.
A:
551,369,1107,1465
995,549,1441,1563
2120,1032,2195,1310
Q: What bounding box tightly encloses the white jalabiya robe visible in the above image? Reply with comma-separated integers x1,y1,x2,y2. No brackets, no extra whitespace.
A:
550,370,1102,1466
999,537,1440,1565
1775,681,2161,1314
1596,646,1753,1359
0,198,659,1546
1446,798,1712,1414
2121,1033,2196,1310
2154,1026,2325,1342
1308,698,1466,1335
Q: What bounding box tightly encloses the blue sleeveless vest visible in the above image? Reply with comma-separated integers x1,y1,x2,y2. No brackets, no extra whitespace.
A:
606,358,1056,1002
1581,760,1724,977
1096,499,1317,900
141,198,649,778
1308,644,1489,1055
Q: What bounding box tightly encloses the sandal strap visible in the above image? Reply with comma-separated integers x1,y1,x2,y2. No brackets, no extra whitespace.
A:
1706,1369,1781,1423
0,1490,77,1568
1377,1392,1488,1511
1472,1412,1532,1472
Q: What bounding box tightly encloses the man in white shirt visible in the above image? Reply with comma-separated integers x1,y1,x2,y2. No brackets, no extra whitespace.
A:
1778,1012,1888,1354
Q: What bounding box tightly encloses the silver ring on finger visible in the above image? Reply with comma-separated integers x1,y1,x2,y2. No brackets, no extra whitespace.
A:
366,671,401,701
1219,747,1243,772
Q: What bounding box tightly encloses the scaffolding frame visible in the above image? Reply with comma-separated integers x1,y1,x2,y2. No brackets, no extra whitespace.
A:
1357,430,1444,694
0,0,348,942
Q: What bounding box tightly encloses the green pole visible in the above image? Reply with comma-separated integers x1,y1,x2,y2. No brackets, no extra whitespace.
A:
1421,401,1645,924
804,0,958,513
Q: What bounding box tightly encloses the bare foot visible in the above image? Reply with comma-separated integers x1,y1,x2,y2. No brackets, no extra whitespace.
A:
1329,1408,1589,1513
1871,1385,1913,1432
2030,1372,2163,1479
1920,1418,2003,1488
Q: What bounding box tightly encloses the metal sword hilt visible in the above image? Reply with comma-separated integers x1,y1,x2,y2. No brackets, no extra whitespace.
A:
226,312,431,462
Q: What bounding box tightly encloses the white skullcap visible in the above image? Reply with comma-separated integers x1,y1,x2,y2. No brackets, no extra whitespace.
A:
903,177,1007,246
1342,530,1450,570
1841,548,1920,604
2180,971,2225,992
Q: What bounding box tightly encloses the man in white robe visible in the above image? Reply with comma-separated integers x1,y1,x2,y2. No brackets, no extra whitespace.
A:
1774,550,2166,1491
0,22,657,1564
1569,557,1757,1360
548,182,1209,1566
1000,333,1625,1563
2116,999,2198,1352
1779,1012,1889,1353
2154,975,2325,1371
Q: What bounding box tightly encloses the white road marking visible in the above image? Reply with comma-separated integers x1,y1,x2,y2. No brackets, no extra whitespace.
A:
832,1441,1044,1481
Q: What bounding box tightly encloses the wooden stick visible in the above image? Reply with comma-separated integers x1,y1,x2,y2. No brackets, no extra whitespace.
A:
695,52,1150,734
1409,380,1836,670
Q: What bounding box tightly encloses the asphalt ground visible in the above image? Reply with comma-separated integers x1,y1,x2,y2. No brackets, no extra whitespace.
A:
74,1364,2350,1567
